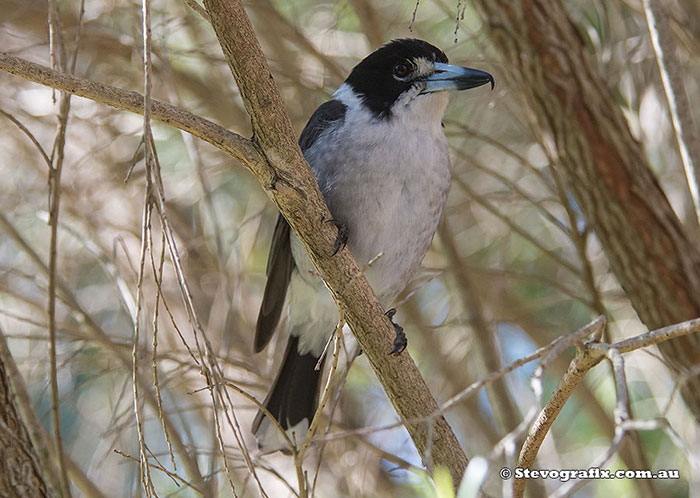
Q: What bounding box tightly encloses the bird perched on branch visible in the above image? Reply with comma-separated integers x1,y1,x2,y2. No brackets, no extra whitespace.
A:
252,38,493,451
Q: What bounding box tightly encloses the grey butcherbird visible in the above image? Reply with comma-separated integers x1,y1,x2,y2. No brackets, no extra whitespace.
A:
252,38,493,451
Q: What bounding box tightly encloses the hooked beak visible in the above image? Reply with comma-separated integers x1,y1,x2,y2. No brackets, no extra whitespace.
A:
422,62,494,93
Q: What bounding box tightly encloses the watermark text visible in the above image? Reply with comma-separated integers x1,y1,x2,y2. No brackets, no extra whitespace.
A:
499,467,679,481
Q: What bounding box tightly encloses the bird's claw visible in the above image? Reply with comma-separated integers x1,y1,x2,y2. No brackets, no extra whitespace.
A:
385,308,407,355
326,218,348,256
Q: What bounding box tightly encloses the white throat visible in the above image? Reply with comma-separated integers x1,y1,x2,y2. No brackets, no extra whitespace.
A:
333,83,449,134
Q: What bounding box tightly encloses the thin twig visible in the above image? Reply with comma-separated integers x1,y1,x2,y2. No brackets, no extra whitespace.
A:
644,0,700,225
183,0,210,21
409,0,420,31
315,317,607,446
0,213,207,491
132,189,155,496
46,2,73,493
150,229,177,471
591,317,700,354
0,109,52,167
298,310,344,461
132,0,157,494
113,450,200,492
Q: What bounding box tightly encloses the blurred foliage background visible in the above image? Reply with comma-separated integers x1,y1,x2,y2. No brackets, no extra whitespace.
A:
1,0,699,496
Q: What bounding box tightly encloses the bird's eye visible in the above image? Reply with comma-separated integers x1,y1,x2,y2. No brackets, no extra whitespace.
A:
393,63,410,78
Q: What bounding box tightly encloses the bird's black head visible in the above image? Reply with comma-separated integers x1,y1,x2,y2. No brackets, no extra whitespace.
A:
343,38,493,119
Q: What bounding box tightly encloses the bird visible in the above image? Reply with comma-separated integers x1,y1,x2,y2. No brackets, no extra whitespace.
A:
252,38,493,452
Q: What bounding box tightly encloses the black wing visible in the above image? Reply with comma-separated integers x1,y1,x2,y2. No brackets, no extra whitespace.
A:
254,100,347,352
254,214,294,351
298,99,347,151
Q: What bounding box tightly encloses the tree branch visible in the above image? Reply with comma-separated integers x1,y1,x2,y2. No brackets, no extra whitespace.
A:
644,0,700,225
513,316,700,497
0,52,262,169
0,325,57,497
201,0,469,485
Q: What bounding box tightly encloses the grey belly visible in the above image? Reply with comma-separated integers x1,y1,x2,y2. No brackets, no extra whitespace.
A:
292,167,449,305
294,125,451,305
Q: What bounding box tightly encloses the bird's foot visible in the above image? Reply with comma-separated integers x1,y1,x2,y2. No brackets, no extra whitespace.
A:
325,218,348,256
385,308,407,355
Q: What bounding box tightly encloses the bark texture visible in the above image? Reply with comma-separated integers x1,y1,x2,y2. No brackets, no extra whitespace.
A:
474,0,700,415
0,351,52,497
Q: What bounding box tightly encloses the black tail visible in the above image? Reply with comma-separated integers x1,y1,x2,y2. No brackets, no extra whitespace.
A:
252,335,325,446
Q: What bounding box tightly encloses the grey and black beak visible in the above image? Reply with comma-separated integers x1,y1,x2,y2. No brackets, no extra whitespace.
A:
422,62,494,93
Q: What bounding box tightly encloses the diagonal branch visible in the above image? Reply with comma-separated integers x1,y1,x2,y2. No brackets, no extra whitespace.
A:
201,0,470,486
0,52,262,169
644,0,700,225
